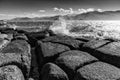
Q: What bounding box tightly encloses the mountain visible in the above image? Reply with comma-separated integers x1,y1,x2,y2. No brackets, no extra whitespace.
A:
8,15,60,22
63,10,120,20
8,10,120,21
9,17,32,21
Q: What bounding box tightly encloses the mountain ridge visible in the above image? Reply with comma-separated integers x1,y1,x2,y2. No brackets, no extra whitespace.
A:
8,10,120,21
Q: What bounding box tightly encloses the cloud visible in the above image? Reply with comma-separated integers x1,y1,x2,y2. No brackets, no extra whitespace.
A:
53,7,74,14
86,8,95,12
53,7,103,15
78,8,103,14
38,10,46,12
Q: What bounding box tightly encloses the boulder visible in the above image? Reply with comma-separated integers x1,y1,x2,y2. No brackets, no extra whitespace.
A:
55,50,98,80
0,65,25,80
36,41,70,67
42,35,84,49
41,63,69,80
74,62,120,80
94,41,120,67
0,40,31,77
83,39,110,49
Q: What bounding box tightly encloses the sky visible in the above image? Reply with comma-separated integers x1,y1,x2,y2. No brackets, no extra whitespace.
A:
0,0,120,19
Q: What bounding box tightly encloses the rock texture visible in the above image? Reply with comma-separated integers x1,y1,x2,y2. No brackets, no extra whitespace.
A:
41,63,69,80
0,65,25,80
1,27,120,80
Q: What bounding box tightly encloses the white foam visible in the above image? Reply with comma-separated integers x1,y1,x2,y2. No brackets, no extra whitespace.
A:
50,19,120,40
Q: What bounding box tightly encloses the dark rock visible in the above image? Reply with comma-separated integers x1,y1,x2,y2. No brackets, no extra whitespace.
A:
36,41,70,68
0,28,16,34
13,33,28,41
41,63,69,80
94,42,120,67
0,65,25,80
26,31,49,40
25,34,37,47
28,78,34,80
42,35,84,49
74,62,120,80
55,50,98,80
29,48,39,80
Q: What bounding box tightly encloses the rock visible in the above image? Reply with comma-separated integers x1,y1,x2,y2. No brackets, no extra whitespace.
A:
26,31,48,40
13,33,28,41
28,78,34,80
0,33,13,41
37,41,70,57
0,65,25,80
74,62,120,80
0,39,10,49
96,41,120,56
55,50,98,79
41,63,69,80
94,41,120,67
83,39,110,49
56,50,98,71
0,28,17,34
0,40,31,77
36,41,70,67
42,35,84,49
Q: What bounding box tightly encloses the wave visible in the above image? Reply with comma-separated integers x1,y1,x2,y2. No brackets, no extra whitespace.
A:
50,17,120,41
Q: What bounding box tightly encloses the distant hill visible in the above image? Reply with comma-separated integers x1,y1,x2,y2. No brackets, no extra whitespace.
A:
8,15,60,22
8,10,120,22
63,10,120,20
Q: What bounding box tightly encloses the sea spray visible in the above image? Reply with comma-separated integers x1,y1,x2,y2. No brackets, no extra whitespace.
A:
49,17,70,35
50,19,120,40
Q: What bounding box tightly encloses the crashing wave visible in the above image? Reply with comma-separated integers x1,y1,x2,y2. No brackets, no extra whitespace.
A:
50,17,120,41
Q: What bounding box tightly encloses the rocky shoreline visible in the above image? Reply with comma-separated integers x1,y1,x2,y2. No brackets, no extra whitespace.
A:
0,27,120,80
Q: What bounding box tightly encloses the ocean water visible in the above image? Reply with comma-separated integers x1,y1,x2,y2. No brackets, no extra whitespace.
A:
50,20,120,40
